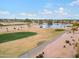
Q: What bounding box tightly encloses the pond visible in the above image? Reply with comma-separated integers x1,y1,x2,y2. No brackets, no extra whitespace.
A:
40,23,72,29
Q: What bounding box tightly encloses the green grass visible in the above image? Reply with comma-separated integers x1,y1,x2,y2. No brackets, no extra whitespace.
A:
0,32,37,43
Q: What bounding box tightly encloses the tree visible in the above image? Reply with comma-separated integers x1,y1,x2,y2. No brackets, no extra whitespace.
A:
48,20,52,27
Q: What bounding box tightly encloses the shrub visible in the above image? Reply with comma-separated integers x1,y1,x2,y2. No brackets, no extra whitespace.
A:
75,54,79,58
73,23,79,26
36,54,44,58
71,36,73,38
0,23,3,26
69,43,72,46
37,41,45,46
42,52,44,54
55,29,64,31
65,40,70,44
72,39,75,41
63,45,66,48
78,39,79,41
13,27,16,29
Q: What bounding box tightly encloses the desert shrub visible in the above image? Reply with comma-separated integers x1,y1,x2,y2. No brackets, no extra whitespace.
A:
73,23,79,26
75,43,78,47
65,40,70,44
37,41,45,46
75,43,79,58
71,36,73,38
72,39,75,41
36,54,44,58
13,27,16,29
69,43,72,46
75,54,79,58
78,39,79,41
55,29,65,31
0,23,3,26
63,45,66,48
40,26,43,28
42,52,44,54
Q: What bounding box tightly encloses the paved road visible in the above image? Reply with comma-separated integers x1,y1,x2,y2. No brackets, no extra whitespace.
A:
19,32,65,58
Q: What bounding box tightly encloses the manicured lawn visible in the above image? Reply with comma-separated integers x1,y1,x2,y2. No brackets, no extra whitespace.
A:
0,32,37,43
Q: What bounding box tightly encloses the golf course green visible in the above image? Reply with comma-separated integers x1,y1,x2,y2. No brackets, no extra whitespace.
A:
0,32,37,43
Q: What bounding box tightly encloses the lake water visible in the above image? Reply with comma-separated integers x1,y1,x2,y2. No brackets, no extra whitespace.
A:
40,23,72,29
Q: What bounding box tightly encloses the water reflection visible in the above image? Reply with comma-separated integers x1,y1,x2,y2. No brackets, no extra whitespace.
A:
40,23,72,29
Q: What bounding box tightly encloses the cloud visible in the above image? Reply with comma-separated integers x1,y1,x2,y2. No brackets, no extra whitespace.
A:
40,9,53,16
39,7,69,19
70,0,79,6
0,7,79,19
0,11,10,15
19,12,36,17
17,12,40,19
19,9,54,19
72,14,79,18
55,7,68,16
0,10,11,19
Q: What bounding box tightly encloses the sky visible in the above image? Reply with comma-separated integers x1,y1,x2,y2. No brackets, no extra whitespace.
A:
0,0,79,19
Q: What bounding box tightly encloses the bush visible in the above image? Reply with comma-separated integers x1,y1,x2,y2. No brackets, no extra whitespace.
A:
75,54,79,58
65,40,70,44
36,54,44,58
73,23,79,26
55,29,65,31
37,41,45,46
0,23,3,26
